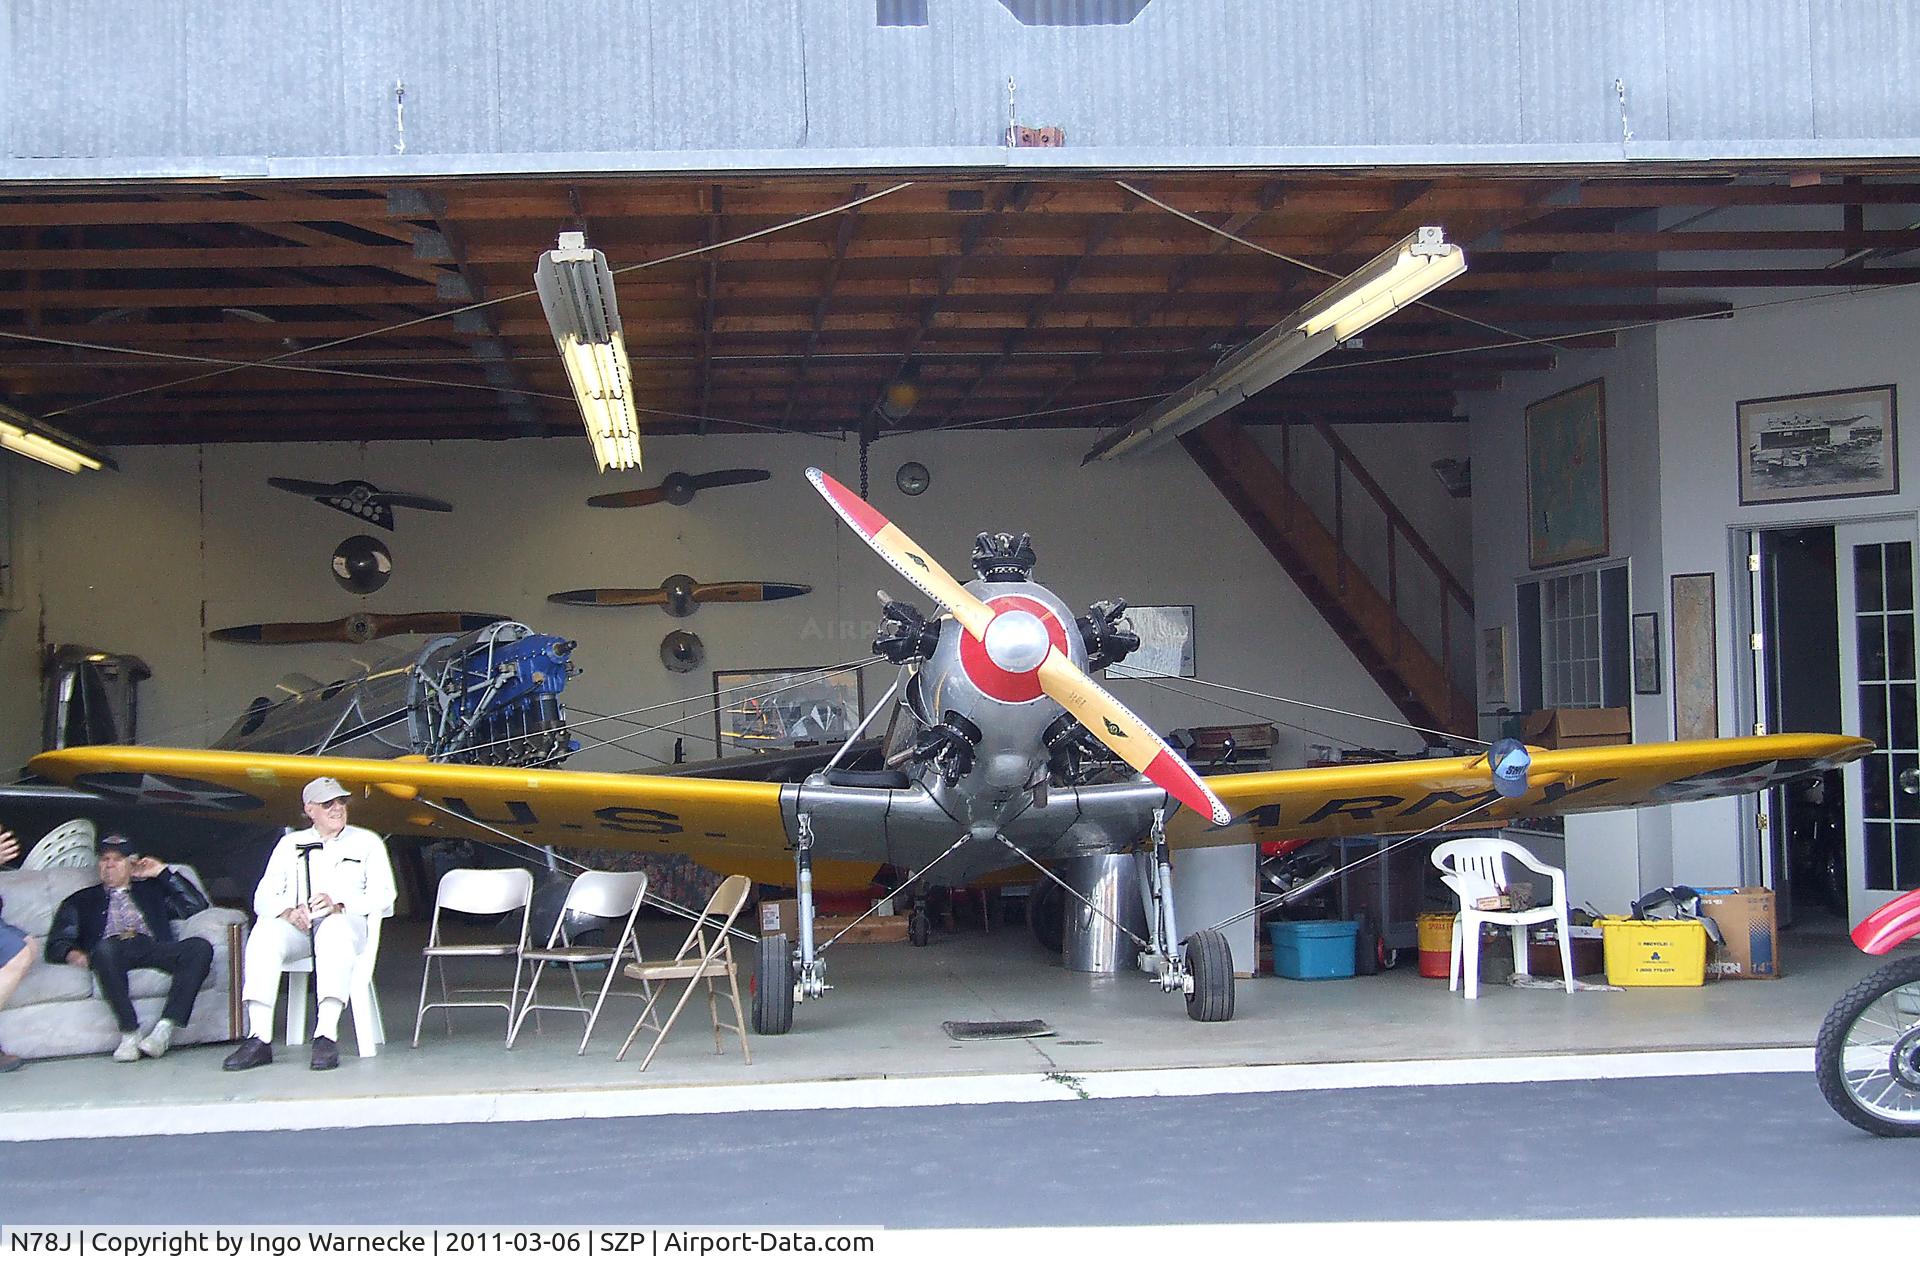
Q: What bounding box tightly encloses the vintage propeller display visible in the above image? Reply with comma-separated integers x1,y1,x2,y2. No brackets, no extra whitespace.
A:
210,611,512,645
268,477,455,531
548,575,811,618
806,467,1231,826
586,467,771,509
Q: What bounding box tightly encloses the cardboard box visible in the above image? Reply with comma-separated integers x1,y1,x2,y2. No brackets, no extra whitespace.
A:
1698,886,1780,979
1522,707,1632,749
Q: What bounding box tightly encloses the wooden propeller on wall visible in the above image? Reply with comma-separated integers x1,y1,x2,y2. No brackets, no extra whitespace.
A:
586,468,771,509
210,611,511,645
547,574,810,618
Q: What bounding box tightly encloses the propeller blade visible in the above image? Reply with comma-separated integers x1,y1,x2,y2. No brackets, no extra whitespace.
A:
1035,650,1232,826
688,581,812,604
547,588,671,607
267,476,340,498
805,468,992,639
210,612,509,645
211,620,339,644
686,468,771,492
585,486,669,509
371,492,455,513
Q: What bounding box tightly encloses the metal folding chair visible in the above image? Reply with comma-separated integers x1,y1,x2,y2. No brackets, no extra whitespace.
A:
411,867,534,1046
507,870,651,1054
616,874,753,1071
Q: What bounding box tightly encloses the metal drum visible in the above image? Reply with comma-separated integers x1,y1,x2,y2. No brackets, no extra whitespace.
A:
1061,853,1147,974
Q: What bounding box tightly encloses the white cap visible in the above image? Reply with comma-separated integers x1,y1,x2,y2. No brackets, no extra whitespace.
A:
302,776,351,806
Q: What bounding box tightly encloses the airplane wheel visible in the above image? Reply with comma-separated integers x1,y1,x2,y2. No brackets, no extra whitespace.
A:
1184,929,1235,1022
909,909,931,947
752,933,794,1036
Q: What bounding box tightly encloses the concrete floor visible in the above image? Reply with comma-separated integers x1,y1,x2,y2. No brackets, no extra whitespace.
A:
0,914,1903,1139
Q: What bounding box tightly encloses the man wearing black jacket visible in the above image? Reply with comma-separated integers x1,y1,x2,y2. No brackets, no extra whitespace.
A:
45,836,213,1062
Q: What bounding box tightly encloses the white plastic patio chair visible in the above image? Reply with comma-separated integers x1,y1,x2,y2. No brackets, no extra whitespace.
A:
1431,837,1575,1000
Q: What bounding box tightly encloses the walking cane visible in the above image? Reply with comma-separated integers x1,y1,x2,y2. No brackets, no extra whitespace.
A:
295,837,324,1029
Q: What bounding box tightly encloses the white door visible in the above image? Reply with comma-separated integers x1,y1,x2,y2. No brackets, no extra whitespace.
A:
1835,519,1920,920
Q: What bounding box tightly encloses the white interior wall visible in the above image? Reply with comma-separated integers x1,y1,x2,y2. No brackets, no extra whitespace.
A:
1463,266,1920,908
0,429,1425,782
1655,280,1920,886
1463,328,1664,915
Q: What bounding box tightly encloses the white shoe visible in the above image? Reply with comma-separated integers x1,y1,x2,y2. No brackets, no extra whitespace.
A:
137,1019,175,1059
112,1032,141,1063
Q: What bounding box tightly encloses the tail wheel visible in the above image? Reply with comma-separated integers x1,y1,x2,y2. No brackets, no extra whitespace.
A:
1184,929,1236,1022
1815,955,1920,1137
752,933,794,1035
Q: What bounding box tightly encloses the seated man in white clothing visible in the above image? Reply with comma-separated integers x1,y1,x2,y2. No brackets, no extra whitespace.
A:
223,776,395,1073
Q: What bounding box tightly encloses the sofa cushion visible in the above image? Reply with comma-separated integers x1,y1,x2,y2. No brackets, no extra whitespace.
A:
8,959,96,1005
0,867,96,938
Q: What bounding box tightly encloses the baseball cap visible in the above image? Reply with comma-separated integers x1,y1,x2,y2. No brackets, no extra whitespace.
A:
97,835,133,857
302,777,351,806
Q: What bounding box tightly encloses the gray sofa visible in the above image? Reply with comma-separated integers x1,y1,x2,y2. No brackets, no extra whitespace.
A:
0,865,248,1059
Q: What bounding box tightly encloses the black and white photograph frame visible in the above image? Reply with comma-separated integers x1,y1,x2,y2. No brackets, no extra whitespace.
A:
1737,383,1899,506
1631,611,1661,696
1107,605,1196,678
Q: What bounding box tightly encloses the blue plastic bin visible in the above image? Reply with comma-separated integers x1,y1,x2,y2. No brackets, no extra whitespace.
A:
1269,919,1359,980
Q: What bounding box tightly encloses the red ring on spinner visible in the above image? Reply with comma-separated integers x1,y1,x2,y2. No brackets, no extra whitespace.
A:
958,595,1070,703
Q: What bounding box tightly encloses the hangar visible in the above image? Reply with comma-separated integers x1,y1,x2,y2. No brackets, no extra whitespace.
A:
0,0,1917,1225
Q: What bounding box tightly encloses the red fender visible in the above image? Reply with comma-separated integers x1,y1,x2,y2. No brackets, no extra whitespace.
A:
1851,886,1920,955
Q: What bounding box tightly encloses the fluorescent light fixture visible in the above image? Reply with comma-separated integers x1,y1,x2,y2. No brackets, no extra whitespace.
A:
535,232,642,471
0,401,115,474
1083,228,1467,463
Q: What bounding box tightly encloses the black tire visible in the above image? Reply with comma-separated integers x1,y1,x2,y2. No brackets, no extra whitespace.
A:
752,933,794,1036
1814,954,1920,1137
909,909,931,947
1184,929,1236,1022
1028,881,1065,955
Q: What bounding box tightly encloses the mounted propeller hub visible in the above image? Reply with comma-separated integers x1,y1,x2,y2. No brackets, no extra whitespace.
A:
982,608,1052,673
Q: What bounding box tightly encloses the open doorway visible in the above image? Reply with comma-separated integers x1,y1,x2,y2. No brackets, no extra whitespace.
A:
1754,525,1845,929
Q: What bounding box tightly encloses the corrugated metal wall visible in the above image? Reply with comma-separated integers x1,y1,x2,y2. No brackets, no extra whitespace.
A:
3,0,1916,179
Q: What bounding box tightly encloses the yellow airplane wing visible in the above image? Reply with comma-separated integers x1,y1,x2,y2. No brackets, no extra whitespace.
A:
1167,733,1874,849
26,745,870,887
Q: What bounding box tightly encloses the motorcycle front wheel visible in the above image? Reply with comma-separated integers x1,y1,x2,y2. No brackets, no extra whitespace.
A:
1814,954,1920,1137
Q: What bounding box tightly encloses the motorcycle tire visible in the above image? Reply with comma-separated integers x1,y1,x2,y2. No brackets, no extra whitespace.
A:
1814,954,1920,1138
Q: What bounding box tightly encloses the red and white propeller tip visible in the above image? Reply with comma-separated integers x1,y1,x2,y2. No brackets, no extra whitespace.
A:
804,467,1231,827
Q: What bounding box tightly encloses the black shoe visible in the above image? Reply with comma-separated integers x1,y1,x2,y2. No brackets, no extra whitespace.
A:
221,1037,272,1072
309,1036,339,1072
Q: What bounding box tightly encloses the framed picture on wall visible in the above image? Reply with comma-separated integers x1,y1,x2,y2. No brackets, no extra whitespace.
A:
1737,384,1898,505
713,666,865,757
1631,611,1661,696
1670,574,1717,740
1525,379,1610,569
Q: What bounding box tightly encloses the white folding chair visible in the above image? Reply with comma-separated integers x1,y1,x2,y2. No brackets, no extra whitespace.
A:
411,867,535,1046
616,874,753,1071
507,870,651,1054
1431,837,1575,1000
286,916,387,1057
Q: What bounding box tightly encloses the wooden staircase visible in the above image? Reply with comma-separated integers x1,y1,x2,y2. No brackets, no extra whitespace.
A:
1181,417,1476,737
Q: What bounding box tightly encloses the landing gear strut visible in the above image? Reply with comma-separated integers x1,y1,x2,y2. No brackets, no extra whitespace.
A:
1136,808,1235,1023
